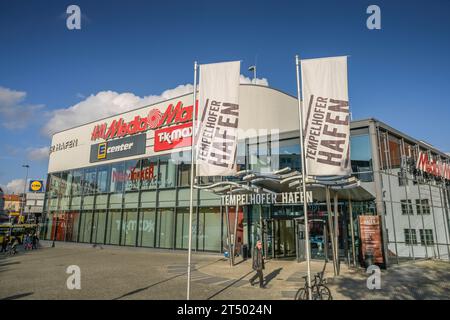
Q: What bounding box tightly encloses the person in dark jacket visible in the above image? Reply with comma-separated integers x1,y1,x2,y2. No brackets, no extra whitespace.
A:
249,240,265,288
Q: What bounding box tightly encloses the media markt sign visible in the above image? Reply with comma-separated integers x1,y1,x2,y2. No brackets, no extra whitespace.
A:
221,191,313,206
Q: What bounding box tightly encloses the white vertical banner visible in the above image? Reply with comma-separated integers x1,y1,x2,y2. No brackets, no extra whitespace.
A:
301,56,351,176
196,61,240,176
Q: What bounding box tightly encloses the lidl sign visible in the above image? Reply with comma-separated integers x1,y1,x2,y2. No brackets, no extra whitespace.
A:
29,180,44,192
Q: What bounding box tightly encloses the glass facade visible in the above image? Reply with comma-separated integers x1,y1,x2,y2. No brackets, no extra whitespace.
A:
41,124,450,264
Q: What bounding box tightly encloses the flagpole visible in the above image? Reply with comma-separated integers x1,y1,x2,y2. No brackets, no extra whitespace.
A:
295,54,312,300
187,60,198,300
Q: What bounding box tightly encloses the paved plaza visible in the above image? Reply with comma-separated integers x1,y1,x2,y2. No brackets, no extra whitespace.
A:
1,241,449,300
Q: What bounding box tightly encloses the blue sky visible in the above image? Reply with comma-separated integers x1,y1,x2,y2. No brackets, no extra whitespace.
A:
1,0,449,193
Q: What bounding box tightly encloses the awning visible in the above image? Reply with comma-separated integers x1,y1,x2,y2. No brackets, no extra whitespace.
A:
195,168,375,202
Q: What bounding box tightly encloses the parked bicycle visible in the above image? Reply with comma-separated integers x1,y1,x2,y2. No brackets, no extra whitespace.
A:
295,264,332,300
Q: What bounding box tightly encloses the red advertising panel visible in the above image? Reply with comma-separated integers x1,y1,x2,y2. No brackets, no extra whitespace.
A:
228,207,244,255
154,122,192,152
358,215,384,265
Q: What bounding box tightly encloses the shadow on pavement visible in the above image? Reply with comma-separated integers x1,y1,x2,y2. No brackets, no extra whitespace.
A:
264,268,283,287
1,292,34,300
331,262,450,300
113,258,223,300
206,270,254,300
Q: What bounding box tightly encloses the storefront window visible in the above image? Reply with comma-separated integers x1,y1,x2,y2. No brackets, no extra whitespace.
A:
121,209,138,246
106,209,122,245
48,173,61,198
178,161,191,187
71,169,83,196
138,208,156,247
125,160,141,192
199,207,222,251
140,158,158,190
350,134,373,182
157,208,174,248
175,208,190,249
110,162,126,193
78,211,93,243
96,165,110,193
60,171,73,197
92,210,107,244
159,156,176,188
64,211,80,242
83,168,97,195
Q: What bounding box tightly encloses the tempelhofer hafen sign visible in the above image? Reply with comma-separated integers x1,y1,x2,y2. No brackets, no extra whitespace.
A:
301,56,351,176
222,191,313,206
416,151,450,180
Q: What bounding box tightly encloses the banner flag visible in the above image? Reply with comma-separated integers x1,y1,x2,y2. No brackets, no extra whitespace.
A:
196,61,240,176
301,56,351,176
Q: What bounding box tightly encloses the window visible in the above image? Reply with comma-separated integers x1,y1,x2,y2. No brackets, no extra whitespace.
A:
401,200,413,215
178,162,191,187
138,208,156,247
271,138,301,172
199,207,222,251
110,162,125,193
92,210,107,244
125,160,141,192
121,209,138,246
140,158,158,190
83,168,97,195
416,199,430,215
419,229,434,246
60,171,73,197
159,156,176,188
105,209,122,245
79,211,93,243
404,229,417,245
175,207,191,249
388,136,402,169
156,208,174,248
350,134,373,182
398,171,408,186
71,169,83,196
96,166,110,193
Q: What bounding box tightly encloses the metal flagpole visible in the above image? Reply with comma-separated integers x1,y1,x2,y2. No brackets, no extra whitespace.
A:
225,198,232,267
334,193,340,275
295,54,312,300
326,186,337,276
233,202,239,266
186,61,198,300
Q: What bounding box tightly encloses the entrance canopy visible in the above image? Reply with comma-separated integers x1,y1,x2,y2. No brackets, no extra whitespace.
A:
195,168,375,202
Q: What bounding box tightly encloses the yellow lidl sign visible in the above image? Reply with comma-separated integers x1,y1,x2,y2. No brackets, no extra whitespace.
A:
29,180,44,192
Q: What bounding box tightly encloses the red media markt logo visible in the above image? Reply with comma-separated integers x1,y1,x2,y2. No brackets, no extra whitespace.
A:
90,101,197,142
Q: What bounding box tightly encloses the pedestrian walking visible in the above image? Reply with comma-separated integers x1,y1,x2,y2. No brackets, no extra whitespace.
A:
32,232,39,250
249,240,265,288
1,235,9,253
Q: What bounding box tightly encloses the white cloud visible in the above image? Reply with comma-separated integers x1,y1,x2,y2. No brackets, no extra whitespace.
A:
27,146,50,161
239,75,269,86
1,179,26,195
0,86,44,129
42,84,194,136
42,77,268,136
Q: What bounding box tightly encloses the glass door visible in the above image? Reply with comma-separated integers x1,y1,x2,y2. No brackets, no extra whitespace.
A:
273,219,296,259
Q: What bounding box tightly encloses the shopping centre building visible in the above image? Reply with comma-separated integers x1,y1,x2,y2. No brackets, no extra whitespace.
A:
41,84,450,266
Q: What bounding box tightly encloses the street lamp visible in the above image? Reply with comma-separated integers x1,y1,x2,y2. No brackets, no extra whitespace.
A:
248,65,256,84
21,164,30,224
